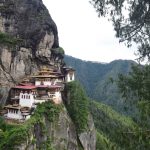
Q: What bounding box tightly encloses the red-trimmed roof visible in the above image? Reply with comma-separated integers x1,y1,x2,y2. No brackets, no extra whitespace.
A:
36,85,61,89
13,85,36,90
36,85,48,88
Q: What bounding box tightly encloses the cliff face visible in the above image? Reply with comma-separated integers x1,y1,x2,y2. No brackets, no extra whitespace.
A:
0,0,63,104
14,107,79,150
7,104,96,150
0,1,96,149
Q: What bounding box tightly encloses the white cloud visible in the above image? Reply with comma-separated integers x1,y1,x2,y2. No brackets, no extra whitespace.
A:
43,0,137,63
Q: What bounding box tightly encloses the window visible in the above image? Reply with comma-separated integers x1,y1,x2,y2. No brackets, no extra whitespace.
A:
70,74,73,80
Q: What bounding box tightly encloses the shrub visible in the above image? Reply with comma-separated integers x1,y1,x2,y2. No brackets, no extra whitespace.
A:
64,81,89,133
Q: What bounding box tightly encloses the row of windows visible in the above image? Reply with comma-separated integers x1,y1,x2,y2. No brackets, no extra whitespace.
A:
36,79,62,82
21,95,31,99
8,109,19,114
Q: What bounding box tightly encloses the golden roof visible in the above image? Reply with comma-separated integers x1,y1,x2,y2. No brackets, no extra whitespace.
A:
40,66,53,72
32,75,59,78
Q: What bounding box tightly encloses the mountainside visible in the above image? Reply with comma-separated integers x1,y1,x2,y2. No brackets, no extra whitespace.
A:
0,1,96,149
90,100,150,150
0,86,96,150
64,55,136,114
0,0,62,104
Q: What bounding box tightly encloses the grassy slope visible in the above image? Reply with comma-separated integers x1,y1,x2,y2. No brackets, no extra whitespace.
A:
90,101,150,150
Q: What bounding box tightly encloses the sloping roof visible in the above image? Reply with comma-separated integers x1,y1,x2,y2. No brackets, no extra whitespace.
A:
31,75,59,78
63,66,75,71
4,104,22,110
13,85,36,90
36,85,62,89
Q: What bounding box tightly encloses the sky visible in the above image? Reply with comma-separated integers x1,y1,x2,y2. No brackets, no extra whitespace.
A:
42,0,137,63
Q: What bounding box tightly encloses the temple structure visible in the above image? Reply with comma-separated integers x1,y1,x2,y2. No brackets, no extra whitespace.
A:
3,66,75,121
63,67,75,82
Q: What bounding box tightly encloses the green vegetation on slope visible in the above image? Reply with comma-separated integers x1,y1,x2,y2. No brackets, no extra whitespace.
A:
0,32,22,47
51,47,65,59
64,55,137,115
64,81,89,133
0,101,62,150
90,100,150,150
96,131,119,150
117,64,150,129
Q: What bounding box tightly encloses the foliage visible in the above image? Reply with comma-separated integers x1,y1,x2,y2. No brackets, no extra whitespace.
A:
40,137,55,150
0,32,22,47
0,101,62,149
90,1,150,144
90,100,150,150
0,118,27,150
118,64,150,101
90,0,150,62
33,101,63,122
96,131,118,150
64,81,89,133
117,64,150,126
64,55,137,115
51,47,65,58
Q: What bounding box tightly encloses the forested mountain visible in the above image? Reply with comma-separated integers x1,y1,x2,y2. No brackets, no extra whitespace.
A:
64,55,137,115
90,100,150,150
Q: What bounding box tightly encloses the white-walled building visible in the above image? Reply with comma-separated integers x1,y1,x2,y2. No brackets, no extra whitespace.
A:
5,105,23,120
32,67,64,86
63,67,75,82
19,92,35,108
4,86,36,121
3,66,75,121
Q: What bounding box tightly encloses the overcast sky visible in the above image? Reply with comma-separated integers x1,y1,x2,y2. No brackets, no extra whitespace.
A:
42,0,137,63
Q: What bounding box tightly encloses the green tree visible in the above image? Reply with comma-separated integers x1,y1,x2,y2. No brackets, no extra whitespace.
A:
90,0,150,62
117,64,150,127
64,81,89,133
118,65,150,101
90,0,150,136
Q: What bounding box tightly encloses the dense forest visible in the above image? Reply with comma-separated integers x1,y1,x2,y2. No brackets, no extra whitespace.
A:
64,55,150,149
64,55,137,116
90,100,150,150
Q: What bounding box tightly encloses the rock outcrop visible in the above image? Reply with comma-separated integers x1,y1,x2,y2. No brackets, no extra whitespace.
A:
0,0,63,104
14,107,79,150
79,115,96,150
0,0,96,149
13,106,96,150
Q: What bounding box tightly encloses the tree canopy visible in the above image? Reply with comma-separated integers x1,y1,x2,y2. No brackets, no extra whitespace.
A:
90,0,150,126
64,81,89,133
90,0,150,62
118,65,150,101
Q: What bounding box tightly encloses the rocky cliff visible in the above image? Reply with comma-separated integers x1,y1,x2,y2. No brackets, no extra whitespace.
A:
0,0,63,104
13,105,96,150
0,0,96,149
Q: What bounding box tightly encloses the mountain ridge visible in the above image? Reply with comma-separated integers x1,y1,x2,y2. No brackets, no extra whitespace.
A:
64,55,137,115
65,55,136,65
